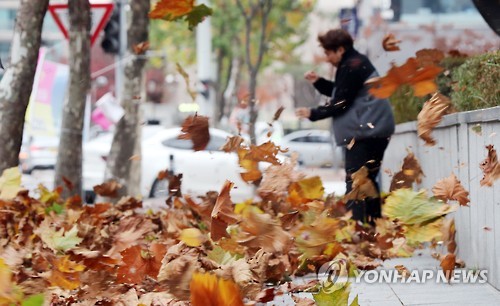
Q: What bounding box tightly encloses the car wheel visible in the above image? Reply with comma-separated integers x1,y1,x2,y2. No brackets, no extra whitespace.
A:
149,178,169,198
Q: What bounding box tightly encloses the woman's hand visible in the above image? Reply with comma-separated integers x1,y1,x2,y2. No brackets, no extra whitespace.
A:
295,108,311,119
304,70,319,83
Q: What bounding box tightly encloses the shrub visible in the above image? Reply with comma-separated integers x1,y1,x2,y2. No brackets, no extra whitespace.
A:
451,51,500,111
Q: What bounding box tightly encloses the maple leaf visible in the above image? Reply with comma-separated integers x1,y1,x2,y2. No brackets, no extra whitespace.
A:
295,213,344,260
389,151,425,191
237,211,293,253
287,176,324,207
190,272,244,306
246,141,287,165
440,253,456,282
107,217,155,258
0,167,22,199
417,93,453,146
176,62,197,101
93,179,121,197
384,189,456,225
367,57,443,98
149,0,195,19
344,166,378,201
432,173,470,206
178,114,210,151
117,243,167,284
35,221,83,253
382,33,401,51
220,135,245,152
479,145,500,186
46,255,85,290
211,181,239,241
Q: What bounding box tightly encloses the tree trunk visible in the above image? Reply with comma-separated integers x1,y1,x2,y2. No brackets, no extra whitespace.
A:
0,0,49,173
106,0,149,198
54,0,91,197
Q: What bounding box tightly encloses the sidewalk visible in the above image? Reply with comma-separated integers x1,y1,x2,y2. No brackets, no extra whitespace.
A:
272,249,500,306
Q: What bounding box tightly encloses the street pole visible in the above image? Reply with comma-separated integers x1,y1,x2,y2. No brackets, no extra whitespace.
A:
196,0,214,120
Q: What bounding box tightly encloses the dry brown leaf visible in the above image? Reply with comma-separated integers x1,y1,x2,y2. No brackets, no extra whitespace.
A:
367,57,443,98
272,106,285,122
395,264,410,278
292,295,316,306
416,49,445,67
344,166,378,201
237,211,293,253
479,145,500,186
346,138,355,150
178,114,210,151
211,181,239,241
132,41,150,55
190,272,244,306
93,180,121,198
432,173,470,206
390,152,425,191
440,253,456,282
220,135,245,153
382,33,401,51
417,93,452,146
117,243,167,284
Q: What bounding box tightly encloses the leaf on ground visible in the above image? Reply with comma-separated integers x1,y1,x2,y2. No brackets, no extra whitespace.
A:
367,57,443,98
117,243,167,284
93,180,121,198
417,93,453,146
157,249,200,300
0,258,23,304
107,217,155,258
389,151,425,191
46,255,85,290
382,33,401,51
175,62,197,101
440,253,456,282
292,295,316,306
211,181,239,241
190,272,244,306
21,294,44,306
384,189,456,225
178,114,210,151
237,211,293,253
344,166,378,201
180,228,206,247
35,221,83,252
312,282,353,306
432,173,470,206
479,145,500,186
0,167,22,199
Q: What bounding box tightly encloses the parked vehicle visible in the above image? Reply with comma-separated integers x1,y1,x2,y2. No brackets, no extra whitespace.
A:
19,135,59,174
280,129,344,168
83,127,258,203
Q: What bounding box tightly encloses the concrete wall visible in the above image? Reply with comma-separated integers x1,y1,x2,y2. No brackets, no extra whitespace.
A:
381,106,500,290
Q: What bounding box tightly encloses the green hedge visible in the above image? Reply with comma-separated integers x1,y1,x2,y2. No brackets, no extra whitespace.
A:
389,52,499,124
451,51,500,111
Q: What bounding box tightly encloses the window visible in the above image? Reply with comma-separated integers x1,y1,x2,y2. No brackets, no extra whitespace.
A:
0,9,16,31
290,136,308,143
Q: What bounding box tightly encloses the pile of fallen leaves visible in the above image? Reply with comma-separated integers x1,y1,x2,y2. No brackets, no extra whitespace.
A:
0,142,482,306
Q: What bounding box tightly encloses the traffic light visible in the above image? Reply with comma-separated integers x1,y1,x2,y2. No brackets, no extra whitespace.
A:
101,4,120,54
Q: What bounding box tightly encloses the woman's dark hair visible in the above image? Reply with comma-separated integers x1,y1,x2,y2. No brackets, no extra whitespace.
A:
318,29,354,51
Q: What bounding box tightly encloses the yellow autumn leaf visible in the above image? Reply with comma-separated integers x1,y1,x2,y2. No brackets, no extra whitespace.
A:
180,228,205,247
0,167,22,199
190,272,244,306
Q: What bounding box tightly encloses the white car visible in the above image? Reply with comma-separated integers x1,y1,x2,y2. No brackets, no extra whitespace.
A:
281,129,344,168
19,135,59,174
83,127,256,202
